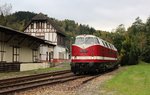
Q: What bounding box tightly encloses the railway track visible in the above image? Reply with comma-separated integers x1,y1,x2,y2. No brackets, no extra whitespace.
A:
0,70,72,94
0,70,102,94
0,70,71,85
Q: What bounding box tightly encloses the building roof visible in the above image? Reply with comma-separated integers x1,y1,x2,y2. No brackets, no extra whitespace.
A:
0,25,55,46
32,13,48,21
24,13,66,36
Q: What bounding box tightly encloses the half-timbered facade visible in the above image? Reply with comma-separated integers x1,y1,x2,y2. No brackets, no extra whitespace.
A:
24,13,69,63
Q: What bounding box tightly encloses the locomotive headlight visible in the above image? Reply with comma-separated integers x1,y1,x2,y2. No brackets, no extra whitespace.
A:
72,56,77,59
71,56,75,59
92,56,94,59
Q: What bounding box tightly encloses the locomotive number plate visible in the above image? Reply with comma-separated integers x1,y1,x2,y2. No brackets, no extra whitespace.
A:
80,49,87,53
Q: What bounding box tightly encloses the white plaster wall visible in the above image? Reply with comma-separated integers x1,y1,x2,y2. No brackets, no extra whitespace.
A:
1,43,40,63
45,33,49,41
44,32,57,43
53,46,66,59
20,63,50,71
39,45,54,61
31,33,35,36
40,46,48,61
53,33,57,45
20,46,33,62
4,44,12,62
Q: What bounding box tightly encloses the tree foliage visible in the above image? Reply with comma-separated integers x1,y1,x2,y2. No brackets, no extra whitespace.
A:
105,18,150,65
96,18,150,65
0,8,150,65
0,3,12,16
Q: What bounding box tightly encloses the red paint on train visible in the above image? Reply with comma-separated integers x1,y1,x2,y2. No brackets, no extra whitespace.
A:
71,35,118,74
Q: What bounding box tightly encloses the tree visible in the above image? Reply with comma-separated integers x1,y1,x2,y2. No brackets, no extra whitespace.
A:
112,24,126,54
0,13,6,25
128,17,145,34
0,3,12,16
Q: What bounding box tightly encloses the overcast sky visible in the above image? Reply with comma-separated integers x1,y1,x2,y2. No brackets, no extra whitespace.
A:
0,0,150,31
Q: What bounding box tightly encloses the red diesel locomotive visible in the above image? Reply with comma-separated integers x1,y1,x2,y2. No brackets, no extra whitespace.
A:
71,35,118,74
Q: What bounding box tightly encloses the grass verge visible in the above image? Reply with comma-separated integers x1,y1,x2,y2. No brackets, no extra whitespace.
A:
0,62,70,80
103,62,150,95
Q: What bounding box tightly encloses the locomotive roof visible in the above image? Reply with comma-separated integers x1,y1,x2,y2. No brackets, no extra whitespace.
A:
76,35,96,38
75,35,117,51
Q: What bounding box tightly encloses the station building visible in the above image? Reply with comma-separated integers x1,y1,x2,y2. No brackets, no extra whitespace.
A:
0,13,69,72
24,13,69,64
0,25,56,72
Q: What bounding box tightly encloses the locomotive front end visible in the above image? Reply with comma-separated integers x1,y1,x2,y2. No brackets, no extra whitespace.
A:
71,35,100,74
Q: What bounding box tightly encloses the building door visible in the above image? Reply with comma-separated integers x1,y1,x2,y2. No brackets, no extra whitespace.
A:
49,52,51,62
49,52,53,62
32,49,38,62
46,52,48,61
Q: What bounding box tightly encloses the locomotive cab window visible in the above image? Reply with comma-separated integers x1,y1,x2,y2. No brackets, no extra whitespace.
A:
85,37,94,44
75,37,84,45
75,36,99,45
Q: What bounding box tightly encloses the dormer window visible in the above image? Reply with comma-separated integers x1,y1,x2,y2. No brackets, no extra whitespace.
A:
47,23,50,28
36,22,41,29
31,23,34,29
42,23,45,29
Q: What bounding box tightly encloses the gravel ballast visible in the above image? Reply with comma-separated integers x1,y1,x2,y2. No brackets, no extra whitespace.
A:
15,68,121,95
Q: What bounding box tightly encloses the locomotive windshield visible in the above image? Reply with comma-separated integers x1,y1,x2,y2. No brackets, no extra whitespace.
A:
85,37,94,44
75,37,84,45
75,37,95,45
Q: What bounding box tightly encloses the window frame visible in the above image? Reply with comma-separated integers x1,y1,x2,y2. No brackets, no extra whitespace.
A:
13,46,20,62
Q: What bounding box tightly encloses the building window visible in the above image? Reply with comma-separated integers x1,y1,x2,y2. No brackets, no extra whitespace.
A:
0,51,5,62
59,52,64,59
31,23,34,29
36,22,38,29
42,23,45,29
32,49,38,62
13,46,20,62
50,51,53,59
0,42,5,62
36,22,41,29
47,24,50,29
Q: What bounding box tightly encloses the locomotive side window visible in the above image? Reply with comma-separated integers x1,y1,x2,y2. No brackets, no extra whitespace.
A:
108,44,111,49
75,37,84,45
105,42,109,48
95,38,100,44
101,41,105,47
85,37,94,44
110,44,113,49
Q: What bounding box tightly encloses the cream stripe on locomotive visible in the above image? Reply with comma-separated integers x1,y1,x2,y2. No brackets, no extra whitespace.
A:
72,56,117,60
